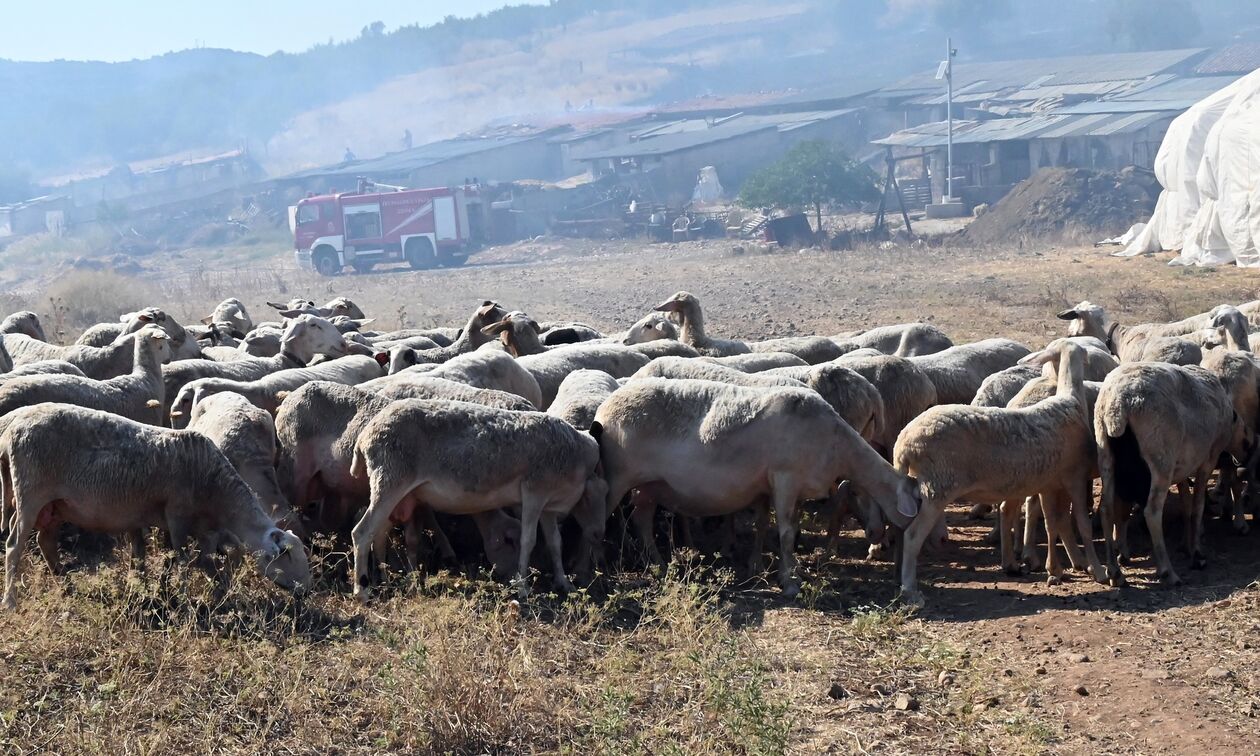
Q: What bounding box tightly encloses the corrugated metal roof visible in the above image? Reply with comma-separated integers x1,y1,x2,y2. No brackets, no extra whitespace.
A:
1195,43,1260,75
873,111,1172,148
281,135,543,180
1111,74,1242,101
578,121,778,159
881,48,1209,95
577,109,860,160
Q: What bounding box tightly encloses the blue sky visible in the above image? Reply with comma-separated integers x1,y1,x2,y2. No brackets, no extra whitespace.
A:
0,1,539,62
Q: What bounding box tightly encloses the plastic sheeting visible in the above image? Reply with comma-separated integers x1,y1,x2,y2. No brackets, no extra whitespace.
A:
1120,69,1260,266
691,166,725,205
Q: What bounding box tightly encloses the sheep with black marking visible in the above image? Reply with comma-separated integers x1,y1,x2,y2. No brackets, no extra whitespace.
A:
1094,361,1246,587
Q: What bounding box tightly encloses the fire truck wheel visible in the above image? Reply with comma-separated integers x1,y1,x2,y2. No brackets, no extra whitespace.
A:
439,253,467,268
313,248,341,277
406,238,436,270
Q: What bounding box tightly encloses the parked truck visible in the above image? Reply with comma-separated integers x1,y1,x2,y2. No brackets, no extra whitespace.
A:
291,179,485,276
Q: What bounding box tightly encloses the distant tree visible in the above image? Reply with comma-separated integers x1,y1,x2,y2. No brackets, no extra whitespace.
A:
739,141,879,234
1105,0,1200,50
361,21,386,38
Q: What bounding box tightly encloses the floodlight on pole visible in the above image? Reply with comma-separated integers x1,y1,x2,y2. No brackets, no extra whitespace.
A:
941,39,957,202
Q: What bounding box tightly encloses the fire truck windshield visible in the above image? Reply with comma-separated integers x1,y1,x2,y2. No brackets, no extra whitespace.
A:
296,203,320,224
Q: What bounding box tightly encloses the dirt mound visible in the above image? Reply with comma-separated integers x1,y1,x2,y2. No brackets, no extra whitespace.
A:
963,167,1160,245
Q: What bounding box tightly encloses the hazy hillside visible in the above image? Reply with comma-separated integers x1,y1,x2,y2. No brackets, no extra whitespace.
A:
2,0,1257,185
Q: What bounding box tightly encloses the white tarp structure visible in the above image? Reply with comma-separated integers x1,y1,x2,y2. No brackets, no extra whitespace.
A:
690,166,725,205
1119,69,1260,266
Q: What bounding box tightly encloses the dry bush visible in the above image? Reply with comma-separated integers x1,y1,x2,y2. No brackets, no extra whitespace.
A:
42,271,159,343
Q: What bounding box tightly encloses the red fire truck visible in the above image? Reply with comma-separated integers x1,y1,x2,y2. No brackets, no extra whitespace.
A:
291,179,485,276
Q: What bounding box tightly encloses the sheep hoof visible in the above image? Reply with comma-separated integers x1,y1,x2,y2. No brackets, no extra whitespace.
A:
1118,554,1132,566
1089,566,1108,584
897,589,925,609
1002,564,1023,577
1,597,14,611
1191,553,1207,571
1046,574,1063,587
554,577,576,594
983,528,1001,545
968,502,992,520
866,544,884,560
1157,571,1182,587
1107,570,1126,588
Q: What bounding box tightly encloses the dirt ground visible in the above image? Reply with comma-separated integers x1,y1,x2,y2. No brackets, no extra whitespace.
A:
4,234,1260,753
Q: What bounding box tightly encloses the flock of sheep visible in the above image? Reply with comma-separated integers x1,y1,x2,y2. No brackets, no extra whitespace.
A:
0,287,1256,610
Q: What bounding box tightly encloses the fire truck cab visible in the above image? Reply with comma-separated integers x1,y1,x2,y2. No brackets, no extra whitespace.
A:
291,179,484,276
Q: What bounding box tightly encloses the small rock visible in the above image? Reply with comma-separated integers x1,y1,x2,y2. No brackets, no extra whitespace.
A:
1074,684,1089,696
1034,666,1047,675
938,671,955,687
1206,666,1233,680
827,683,848,700
1142,669,1170,680
1067,652,1091,663
895,693,918,711
870,683,890,697
1002,668,1015,677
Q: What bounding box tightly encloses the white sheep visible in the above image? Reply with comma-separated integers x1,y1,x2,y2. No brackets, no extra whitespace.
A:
0,403,309,609
908,338,1031,405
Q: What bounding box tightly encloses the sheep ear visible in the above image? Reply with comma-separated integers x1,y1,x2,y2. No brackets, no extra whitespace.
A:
275,390,291,403
145,399,160,408
264,528,286,557
481,320,511,336
1056,309,1079,321
200,315,214,325
278,309,304,318
373,352,389,367
897,478,921,518
653,300,680,313
1018,348,1055,367
266,302,286,311
353,318,375,328
528,319,543,334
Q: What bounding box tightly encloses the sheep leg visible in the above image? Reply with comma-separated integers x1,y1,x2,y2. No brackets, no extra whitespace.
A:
1096,446,1125,587
628,490,663,567
402,519,422,573
371,528,392,582
770,481,800,598
998,499,1021,576
898,497,947,607
420,507,457,562
1022,495,1045,572
35,524,62,577
748,502,769,579
1066,476,1105,583
540,512,574,593
515,490,545,599
1191,468,1211,570
1144,476,1180,586
1040,490,1071,585
350,482,411,601
826,481,852,550
3,500,33,610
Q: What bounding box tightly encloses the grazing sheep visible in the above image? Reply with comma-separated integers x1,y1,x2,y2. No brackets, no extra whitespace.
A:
76,307,201,360
1,361,85,380
893,341,1101,606
652,291,750,356
238,325,285,357
539,321,604,344
387,301,509,370
187,392,296,530
368,328,457,348
699,352,808,371
632,356,804,389
1199,348,1260,534
273,383,521,575
0,312,45,341
971,337,1118,407
749,336,845,364
0,403,309,609
162,314,349,421
762,363,885,444
267,296,366,320
4,328,149,379
833,355,938,457
835,323,954,357
908,338,1031,405
628,339,700,359
517,346,649,409
368,350,543,408
1094,361,1245,587
370,375,535,411
544,370,621,432
621,312,681,345
201,297,254,333
0,325,171,425
593,379,921,595
169,354,384,425
349,398,602,598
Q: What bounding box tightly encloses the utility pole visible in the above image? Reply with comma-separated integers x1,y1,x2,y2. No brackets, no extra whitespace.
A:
945,37,956,202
